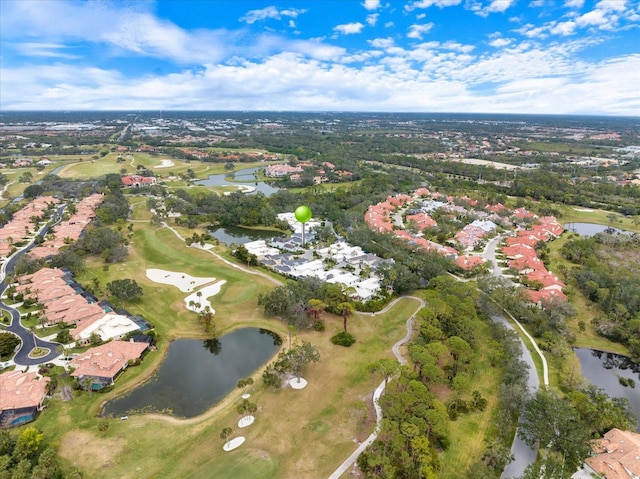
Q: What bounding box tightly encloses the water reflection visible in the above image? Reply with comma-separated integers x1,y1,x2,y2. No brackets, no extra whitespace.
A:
260,328,283,346
102,328,281,418
574,348,640,431
563,223,632,237
202,337,221,355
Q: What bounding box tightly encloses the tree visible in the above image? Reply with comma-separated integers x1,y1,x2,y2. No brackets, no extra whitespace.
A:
336,301,355,334
55,329,72,344
518,390,592,474
14,427,43,461
270,340,320,383
0,332,21,358
107,278,143,306
220,427,233,443
367,358,399,386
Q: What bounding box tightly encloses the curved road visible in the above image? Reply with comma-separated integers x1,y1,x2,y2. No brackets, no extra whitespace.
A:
0,208,64,366
491,312,540,479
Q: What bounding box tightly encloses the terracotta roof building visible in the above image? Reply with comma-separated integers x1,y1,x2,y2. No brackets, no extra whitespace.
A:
0,371,50,428
573,428,640,479
70,341,149,390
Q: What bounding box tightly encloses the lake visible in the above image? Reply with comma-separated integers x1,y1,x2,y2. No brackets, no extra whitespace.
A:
194,166,281,197
574,348,640,431
102,328,282,418
209,226,279,245
563,223,632,237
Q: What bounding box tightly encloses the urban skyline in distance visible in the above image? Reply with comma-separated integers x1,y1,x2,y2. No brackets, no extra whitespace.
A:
1,0,639,116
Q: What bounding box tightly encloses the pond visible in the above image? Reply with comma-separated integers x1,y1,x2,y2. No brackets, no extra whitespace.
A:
209,226,279,245
563,223,632,237
102,328,282,418
574,348,640,431
194,166,281,197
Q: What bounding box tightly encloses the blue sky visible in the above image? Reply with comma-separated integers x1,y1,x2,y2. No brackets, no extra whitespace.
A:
1,0,638,115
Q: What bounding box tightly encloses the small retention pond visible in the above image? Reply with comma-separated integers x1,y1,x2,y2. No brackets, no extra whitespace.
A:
209,226,278,245
194,166,281,197
574,348,640,432
102,328,281,418
563,223,632,237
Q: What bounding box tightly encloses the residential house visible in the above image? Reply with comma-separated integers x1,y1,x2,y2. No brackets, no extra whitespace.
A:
0,371,50,428
573,428,640,479
120,175,157,188
69,341,149,390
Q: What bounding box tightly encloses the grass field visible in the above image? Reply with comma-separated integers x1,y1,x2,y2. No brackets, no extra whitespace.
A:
33,217,429,479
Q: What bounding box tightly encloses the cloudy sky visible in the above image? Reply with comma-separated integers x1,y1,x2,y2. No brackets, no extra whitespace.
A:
1,0,638,115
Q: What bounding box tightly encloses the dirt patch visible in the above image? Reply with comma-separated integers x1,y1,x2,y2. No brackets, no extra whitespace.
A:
430,383,453,404
59,430,125,472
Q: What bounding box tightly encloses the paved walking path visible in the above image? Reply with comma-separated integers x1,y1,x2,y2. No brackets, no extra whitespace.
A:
327,296,424,479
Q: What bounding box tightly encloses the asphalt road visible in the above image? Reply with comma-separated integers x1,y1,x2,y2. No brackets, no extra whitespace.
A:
490,313,539,478
0,208,64,366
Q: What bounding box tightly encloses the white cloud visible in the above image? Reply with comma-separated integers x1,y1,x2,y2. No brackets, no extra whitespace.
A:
489,37,512,47
384,21,395,27
407,23,435,39
367,14,379,26
473,0,517,16
564,0,585,8
549,20,577,35
595,0,627,11
576,9,610,26
2,49,638,115
363,0,381,10
529,0,546,7
405,0,462,10
334,22,365,35
240,6,306,24
369,37,395,48
15,42,79,59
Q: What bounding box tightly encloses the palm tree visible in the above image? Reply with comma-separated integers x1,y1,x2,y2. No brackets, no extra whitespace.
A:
336,302,355,334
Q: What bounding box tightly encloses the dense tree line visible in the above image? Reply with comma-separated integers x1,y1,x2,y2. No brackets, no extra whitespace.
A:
357,277,535,478
561,232,640,359
517,386,635,479
0,427,80,479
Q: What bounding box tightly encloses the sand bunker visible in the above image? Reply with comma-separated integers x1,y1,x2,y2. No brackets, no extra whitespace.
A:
223,436,245,451
184,280,227,313
238,415,255,428
154,159,175,168
146,269,216,293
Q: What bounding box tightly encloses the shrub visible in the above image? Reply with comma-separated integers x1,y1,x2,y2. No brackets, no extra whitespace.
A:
313,320,326,332
331,332,356,347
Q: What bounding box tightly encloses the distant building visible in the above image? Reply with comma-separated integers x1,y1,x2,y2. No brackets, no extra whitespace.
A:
121,175,157,187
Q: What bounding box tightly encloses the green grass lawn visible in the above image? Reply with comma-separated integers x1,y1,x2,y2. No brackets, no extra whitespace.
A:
33,220,425,479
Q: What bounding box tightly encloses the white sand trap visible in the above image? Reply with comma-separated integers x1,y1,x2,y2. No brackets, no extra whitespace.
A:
289,377,308,390
223,436,245,451
574,208,594,212
238,415,255,428
184,280,226,313
154,159,175,168
146,269,217,293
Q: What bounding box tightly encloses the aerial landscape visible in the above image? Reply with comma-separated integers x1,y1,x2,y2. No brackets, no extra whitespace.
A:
0,1,639,479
